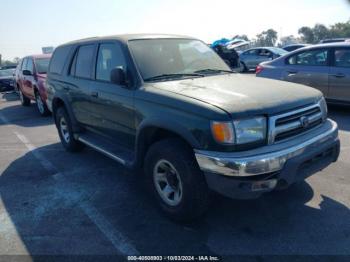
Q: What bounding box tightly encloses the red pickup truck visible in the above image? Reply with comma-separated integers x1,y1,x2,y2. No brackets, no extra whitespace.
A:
15,54,51,116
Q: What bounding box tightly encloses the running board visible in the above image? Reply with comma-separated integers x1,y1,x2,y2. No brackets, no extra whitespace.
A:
77,136,128,165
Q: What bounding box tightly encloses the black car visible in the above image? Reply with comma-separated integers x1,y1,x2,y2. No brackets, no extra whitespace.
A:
0,68,16,91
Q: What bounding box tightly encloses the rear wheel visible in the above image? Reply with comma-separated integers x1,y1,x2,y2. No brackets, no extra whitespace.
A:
55,107,84,152
35,91,50,116
239,62,247,73
144,138,209,222
19,89,31,106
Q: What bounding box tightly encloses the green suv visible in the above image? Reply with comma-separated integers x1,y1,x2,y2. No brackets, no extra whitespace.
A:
46,34,340,221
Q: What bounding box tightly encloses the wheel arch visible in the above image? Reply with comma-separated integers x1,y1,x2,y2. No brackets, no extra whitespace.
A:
135,119,200,168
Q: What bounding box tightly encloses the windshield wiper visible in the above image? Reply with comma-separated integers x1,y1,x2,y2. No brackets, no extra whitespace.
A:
144,73,204,82
194,68,234,75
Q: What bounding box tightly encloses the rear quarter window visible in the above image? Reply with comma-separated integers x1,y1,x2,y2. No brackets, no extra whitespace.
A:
49,45,72,75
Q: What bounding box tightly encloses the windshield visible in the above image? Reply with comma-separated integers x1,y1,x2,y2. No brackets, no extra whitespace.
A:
35,58,50,74
128,39,231,81
0,69,15,77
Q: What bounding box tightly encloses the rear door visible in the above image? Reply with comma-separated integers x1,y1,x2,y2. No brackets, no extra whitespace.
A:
88,42,135,150
328,47,350,103
281,48,330,97
67,44,97,126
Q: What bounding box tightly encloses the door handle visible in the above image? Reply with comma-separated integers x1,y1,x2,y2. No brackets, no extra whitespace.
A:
287,70,298,74
330,73,345,78
91,91,99,98
63,86,70,91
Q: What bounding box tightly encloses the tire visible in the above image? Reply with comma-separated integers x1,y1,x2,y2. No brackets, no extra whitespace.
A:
19,89,31,106
55,107,84,152
144,138,209,222
35,91,50,116
239,62,247,73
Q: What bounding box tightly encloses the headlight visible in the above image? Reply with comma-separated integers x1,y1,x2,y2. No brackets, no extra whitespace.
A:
211,117,267,145
233,117,267,144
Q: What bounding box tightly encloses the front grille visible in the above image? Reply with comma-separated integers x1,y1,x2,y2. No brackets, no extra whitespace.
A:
268,102,325,144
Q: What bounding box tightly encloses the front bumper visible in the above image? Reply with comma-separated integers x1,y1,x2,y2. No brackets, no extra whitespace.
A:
195,119,340,199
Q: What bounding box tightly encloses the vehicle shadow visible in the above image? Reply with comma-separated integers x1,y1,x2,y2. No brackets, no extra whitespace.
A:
328,105,350,132
0,103,53,127
1,143,349,257
0,91,18,101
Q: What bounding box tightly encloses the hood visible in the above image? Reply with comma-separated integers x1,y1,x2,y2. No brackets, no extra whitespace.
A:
150,74,322,117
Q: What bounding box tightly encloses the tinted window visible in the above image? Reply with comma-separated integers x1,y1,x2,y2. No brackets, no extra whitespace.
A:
75,45,95,79
35,58,50,74
96,43,126,82
258,49,271,56
288,49,328,66
244,49,258,56
334,49,350,68
49,46,72,74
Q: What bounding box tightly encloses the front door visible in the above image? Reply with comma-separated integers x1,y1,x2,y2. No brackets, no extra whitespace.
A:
22,57,35,99
328,47,350,103
89,42,135,150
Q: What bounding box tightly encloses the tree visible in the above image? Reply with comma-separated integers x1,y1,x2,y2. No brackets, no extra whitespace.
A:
298,26,315,43
329,20,350,38
313,24,331,43
255,29,278,46
280,35,301,46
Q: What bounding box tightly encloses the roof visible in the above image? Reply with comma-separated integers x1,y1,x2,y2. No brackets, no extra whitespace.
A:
24,54,52,59
63,34,197,46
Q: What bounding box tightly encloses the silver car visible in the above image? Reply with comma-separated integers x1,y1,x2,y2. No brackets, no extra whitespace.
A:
256,43,350,104
239,47,288,72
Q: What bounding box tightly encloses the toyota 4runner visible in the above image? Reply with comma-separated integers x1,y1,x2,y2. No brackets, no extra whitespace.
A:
46,34,340,221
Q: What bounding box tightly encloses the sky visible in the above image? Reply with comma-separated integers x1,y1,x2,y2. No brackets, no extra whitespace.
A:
0,0,350,60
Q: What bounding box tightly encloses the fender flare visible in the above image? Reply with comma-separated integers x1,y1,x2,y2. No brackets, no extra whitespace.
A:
51,95,80,132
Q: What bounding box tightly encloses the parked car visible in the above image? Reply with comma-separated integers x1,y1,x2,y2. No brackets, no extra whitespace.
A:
15,54,51,116
256,43,350,105
0,68,16,91
239,47,288,72
47,34,339,221
282,44,309,52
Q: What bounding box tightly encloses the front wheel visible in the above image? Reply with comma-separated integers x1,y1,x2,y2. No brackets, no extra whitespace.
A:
19,89,31,106
239,62,247,73
144,138,209,222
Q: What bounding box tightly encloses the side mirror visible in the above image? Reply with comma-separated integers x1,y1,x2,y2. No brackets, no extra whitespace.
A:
110,68,126,86
22,70,32,76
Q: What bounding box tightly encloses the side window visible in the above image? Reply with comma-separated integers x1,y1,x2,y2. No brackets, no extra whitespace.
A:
334,49,350,68
75,45,95,79
96,43,126,82
22,58,28,71
288,49,328,66
49,45,72,75
245,49,257,56
258,49,271,57
27,58,34,73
